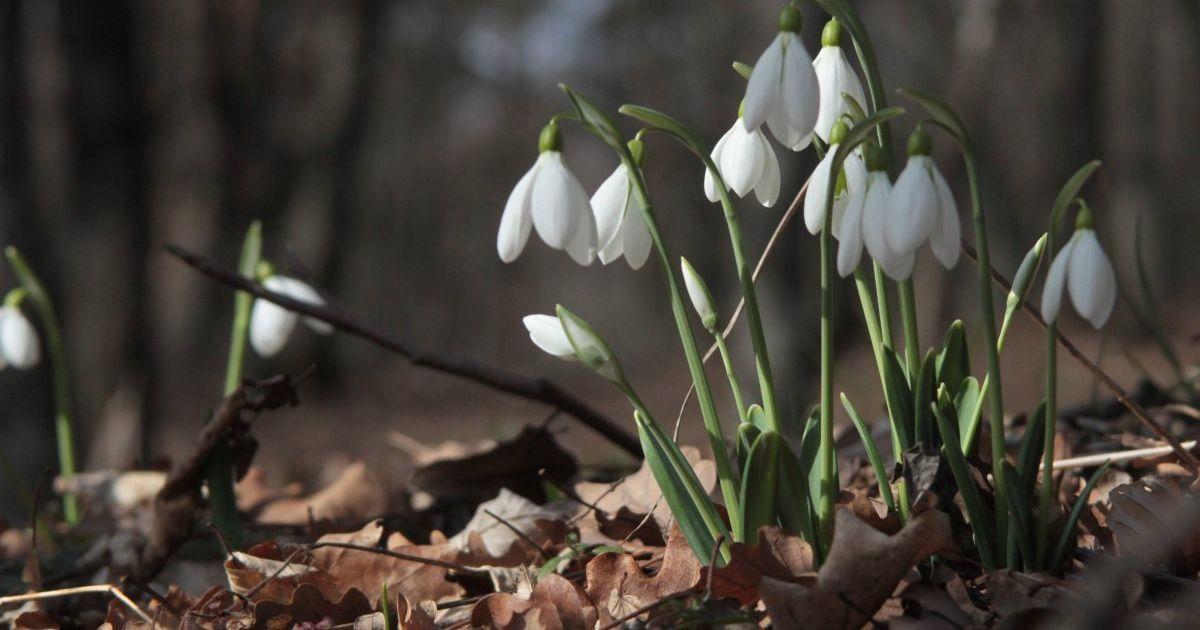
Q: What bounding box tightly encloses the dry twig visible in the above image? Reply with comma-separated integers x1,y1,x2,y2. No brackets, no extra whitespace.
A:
0,584,155,626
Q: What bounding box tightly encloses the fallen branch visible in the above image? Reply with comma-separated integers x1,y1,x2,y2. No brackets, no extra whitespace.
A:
0,584,155,626
165,243,641,459
1051,440,1199,471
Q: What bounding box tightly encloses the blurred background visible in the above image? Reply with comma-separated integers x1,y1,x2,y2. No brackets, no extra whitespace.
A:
1,0,1198,517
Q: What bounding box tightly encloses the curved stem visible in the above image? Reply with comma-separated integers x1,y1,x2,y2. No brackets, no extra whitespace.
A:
714,334,748,424
6,247,78,525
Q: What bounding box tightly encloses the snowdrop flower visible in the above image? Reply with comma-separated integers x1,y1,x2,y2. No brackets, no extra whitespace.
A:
804,120,866,235
249,273,333,357
680,257,719,332
497,122,597,265
854,146,915,280
523,314,576,360
525,308,624,383
1040,204,1116,329
743,5,820,151
705,110,781,207
812,19,866,143
886,127,960,269
592,139,652,269
0,305,40,370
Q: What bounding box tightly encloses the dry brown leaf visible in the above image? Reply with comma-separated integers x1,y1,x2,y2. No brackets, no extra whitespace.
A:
704,525,815,605
389,431,497,467
310,521,466,605
224,540,345,605
13,610,57,630
470,574,597,630
448,489,574,566
351,591,437,630
1108,476,1200,574
760,507,956,629
982,570,1070,618
235,467,303,513
252,582,374,628
257,461,387,525
584,523,701,623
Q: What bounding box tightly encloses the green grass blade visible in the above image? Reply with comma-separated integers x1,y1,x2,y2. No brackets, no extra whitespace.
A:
932,392,998,568
738,431,781,545
1001,461,1035,570
882,348,914,450
799,410,824,509
913,350,937,446
1017,403,1047,501
841,394,896,512
1050,461,1110,573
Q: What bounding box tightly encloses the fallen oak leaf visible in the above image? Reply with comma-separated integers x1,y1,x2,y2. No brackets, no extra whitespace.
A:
1107,476,1200,575
256,461,387,526
449,489,574,567
252,582,373,628
310,521,466,605
584,523,701,624
760,507,956,629
703,525,815,605
470,574,597,630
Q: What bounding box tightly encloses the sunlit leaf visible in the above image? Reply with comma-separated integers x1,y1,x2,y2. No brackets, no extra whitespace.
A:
738,430,781,545
841,393,896,512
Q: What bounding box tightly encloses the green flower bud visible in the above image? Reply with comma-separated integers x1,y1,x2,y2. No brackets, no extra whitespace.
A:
821,18,842,47
907,126,932,157
627,138,646,168
779,5,802,33
863,143,887,172
556,305,623,383
829,119,849,145
1074,199,1095,230
680,257,719,332
538,122,564,153
255,260,276,282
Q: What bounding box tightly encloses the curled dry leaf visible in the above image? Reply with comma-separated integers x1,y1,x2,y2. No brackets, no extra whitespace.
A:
760,507,956,629
389,431,497,467
470,573,597,630
257,461,387,525
584,523,702,623
224,540,344,605
235,467,303,514
311,521,466,605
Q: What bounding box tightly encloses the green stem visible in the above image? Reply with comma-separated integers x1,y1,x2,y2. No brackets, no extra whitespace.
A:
627,172,742,529
964,153,1009,558
208,221,262,547
710,171,781,433
5,247,78,525
873,263,894,349
818,209,837,539
1037,297,1059,567
897,280,921,383
714,334,748,424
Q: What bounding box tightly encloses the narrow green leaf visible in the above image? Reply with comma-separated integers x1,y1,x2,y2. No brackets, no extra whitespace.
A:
1050,461,1111,572
738,431,781,545
799,410,824,508
537,555,567,580
935,320,970,401
380,583,396,630
960,376,987,455
1048,160,1102,240
618,104,710,161
896,87,971,150
746,403,770,433
1001,461,1035,569
831,107,905,169
932,388,998,568
732,61,753,81
955,376,982,452
1016,403,1047,501
999,234,1048,348
841,394,896,512
913,350,937,446
842,93,867,123
882,348,914,451
737,420,762,471
777,436,821,559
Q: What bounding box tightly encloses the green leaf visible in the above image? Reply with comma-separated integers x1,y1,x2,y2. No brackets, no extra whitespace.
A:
380,583,396,630
737,420,762,471
537,555,567,580
1001,461,1035,569
936,320,970,400
841,394,896,512
999,234,1048,349
831,107,905,170
896,87,971,150
1050,461,1111,572
559,84,624,152
959,375,987,456
746,403,770,433
882,348,914,451
799,409,824,509
842,93,867,124
777,436,821,559
738,431,782,545
932,387,998,568
732,61,753,81
634,412,729,564
618,104,710,160
913,350,937,446
1016,403,1047,501
1048,160,1102,240
954,376,982,452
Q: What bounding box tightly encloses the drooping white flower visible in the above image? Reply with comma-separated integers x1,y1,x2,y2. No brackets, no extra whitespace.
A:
0,306,40,370
1040,207,1116,329
812,19,866,143
704,116,781,207
857,168,915,281
742,5,819,152
592,160,652,270
497,123,597,265
885,128,960,269
249,275,333,358
522,314,575,360
804,120,866,235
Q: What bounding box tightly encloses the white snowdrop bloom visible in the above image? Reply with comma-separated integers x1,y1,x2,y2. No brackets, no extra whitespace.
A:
743,5,819,152
704,116,781,207
0,306,40,370
803,120,866,235
1040,207,1116,329
522,314,575,360
497,123,598,266
857,168,915,281
592,144,653,269
249,275,333,358
885,127,960,269
812,19,866,143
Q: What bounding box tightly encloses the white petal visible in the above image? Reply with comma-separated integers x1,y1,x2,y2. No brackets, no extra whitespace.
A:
720,124,765,197
530,152,586,250
804,150,836,234
523,314,575,359
565,201,598,266
743,35,785,132
267,276,333,334
1040,237,1076,325
886,156,939,256
836,189,865,277
497,162,537,262
861,173,894,265
1068,231,1117,329
592,165,631,263
705,124,735,202
753,132,781,207
813,46,866,141
843,151,866,199
928,165,961,269
249,298,299,357
620,202,653,270
779,33,820,138
0,307,39,369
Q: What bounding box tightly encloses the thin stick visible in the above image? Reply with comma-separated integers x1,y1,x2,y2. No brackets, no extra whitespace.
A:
484,509,552,561
165,244,641,458
1051,440,1198,471
960,240,1200,473
0,584,155,626
307,541,488,575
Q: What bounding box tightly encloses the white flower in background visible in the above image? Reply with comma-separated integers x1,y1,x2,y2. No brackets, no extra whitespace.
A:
705,115,781,207
885,127,960,269
743,5,819,152
249,275,333,357
854,148,915,280
0,306,40,369
1040,205,1116,329
592,141,653,269
497,123,597,265
804,120,866,235
812,19,866,143
523,314,575,360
